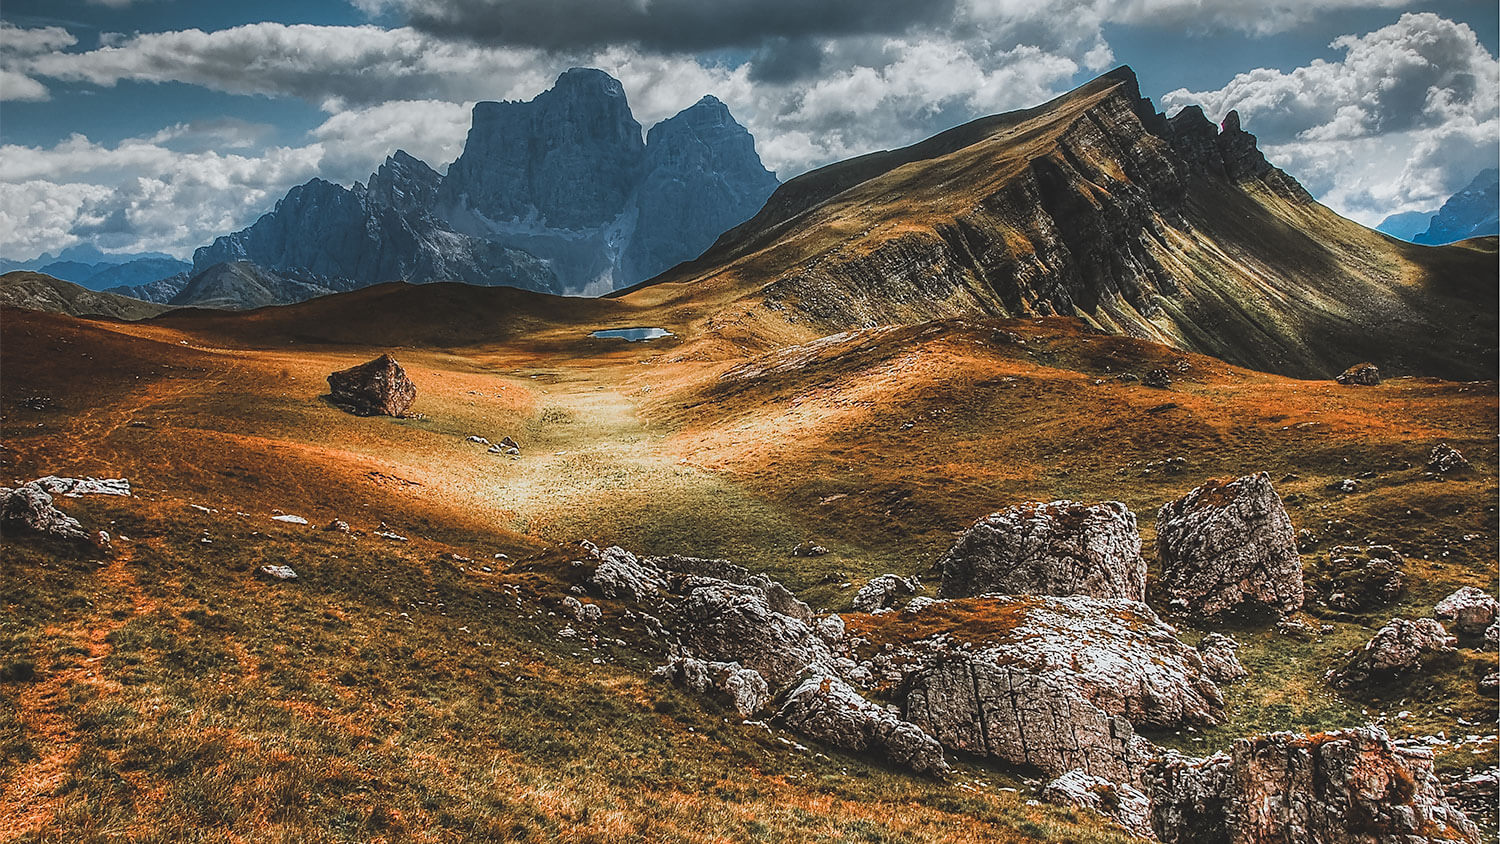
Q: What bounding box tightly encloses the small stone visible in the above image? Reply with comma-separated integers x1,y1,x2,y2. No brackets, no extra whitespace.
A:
323,519,350,532
466,435,490,445
852,574,920,612
1428,443,1470,474
271,514,309,525
791,541,830,557
1142,369,1172,388
258,565,298,581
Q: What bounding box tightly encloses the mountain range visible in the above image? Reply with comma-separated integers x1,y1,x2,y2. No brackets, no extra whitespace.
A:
192,68,779,299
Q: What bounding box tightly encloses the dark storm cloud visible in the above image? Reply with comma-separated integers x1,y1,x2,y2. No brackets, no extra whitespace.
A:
384,0,957,52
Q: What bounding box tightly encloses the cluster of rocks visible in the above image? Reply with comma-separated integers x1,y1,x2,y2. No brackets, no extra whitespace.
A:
468,434,521,456
1310,544,1406,613
1147,727,1479,843
1429,443,1470,474
327,354,417,417
563,466,1485,840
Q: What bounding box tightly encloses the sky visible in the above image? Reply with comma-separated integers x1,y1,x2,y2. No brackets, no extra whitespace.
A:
0,0,1496,261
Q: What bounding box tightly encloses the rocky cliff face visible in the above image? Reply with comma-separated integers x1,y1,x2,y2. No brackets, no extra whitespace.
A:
439,71,778,294
637,66,1496,381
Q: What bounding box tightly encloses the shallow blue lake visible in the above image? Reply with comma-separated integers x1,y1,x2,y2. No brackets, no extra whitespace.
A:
589,327,674,341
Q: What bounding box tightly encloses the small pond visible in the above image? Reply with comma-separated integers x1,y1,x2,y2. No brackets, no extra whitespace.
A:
589,327,674,341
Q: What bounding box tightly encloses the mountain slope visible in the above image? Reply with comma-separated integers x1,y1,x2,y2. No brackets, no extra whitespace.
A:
0,271,170,320
625,67,1496,381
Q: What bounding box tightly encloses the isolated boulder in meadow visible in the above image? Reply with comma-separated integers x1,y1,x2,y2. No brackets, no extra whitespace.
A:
1156,473,1303,617
1146,726,1479,844
778,672,949,777
1434,587,1497,636
327,353,417,417
938,500,1146,601
1327,617,1456,690
852,574,921,612
1334,362,1381,385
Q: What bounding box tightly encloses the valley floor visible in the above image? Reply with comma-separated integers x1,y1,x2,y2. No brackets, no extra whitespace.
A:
1,305,1495,841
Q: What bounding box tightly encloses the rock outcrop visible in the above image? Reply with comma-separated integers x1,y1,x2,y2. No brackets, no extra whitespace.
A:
1434,587,1497,636
1328,618,1456,690
852,574,921,612
1335,362,1382,385
674,576,834,690
778,673,949,777
655,657,770,718
1156,473,1303,617
0,483,91,542
1040,769,1153,839
937,501,1146,601
859,595,1224,783
1429,443,1470,474
327,354,417,417
1146,727,1480,843
1196,632,1249,684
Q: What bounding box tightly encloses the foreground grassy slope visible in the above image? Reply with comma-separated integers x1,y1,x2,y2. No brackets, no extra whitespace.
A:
1,290,1495,839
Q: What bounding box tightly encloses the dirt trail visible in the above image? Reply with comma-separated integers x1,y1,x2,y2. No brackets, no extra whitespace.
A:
0,546,158,840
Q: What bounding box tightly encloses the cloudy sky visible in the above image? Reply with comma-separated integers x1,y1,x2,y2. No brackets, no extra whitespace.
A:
0,0,1495,260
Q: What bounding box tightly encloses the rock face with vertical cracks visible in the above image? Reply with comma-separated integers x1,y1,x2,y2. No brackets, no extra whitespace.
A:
1156,472,1303,618
1146,727,1480,843
850,595,1224,784
938,500,1146,601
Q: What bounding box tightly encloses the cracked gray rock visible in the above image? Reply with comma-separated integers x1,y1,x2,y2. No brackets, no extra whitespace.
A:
1040,769,1154,839
852,574,921,612
1327,617,1456,690
938,501,1146,601
1156,472,1303,617
655,657,770,718
779,672,949,777
1146,726,1480,843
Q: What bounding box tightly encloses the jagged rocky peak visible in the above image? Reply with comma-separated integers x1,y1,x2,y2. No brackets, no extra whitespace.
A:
1165,103,1290,187
360,150,442,214
625,94,780,281
443,67,647,230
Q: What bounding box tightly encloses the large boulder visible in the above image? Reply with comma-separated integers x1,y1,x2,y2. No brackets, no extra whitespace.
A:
1146,727,1480,843
778,673,949,777
589,545,669,602
1327,617,1456,690
1040,769,1153,839
1335,362,1381,386
855,595,1224,784
674,578,835,690
0,483,91,542
1434,586,1497,636
938,501,1146,601
327,353,417,417
1156,473,1303,617
852,574,920,612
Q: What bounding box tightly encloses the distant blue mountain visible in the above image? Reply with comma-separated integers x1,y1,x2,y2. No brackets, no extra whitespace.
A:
1374,209,1435,242
1414,168,1499,245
